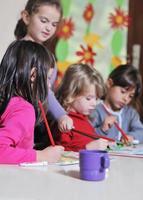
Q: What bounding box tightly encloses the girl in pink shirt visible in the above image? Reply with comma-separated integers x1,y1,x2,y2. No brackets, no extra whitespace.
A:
0,40,64,164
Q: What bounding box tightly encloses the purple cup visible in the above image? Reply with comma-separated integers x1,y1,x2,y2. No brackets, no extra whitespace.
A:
79,150,110,181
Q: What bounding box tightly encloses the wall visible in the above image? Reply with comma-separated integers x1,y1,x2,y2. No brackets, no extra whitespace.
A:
0,1,25,61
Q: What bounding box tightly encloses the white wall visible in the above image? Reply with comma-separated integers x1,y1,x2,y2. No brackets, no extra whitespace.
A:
0,1,26,61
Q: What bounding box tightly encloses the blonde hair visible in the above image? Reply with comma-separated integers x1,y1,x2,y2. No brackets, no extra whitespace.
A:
56,63,105,110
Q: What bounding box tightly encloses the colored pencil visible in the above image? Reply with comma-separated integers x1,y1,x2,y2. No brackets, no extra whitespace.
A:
114,122,129,142
102,104,129,143
72,128,115,142
38,100,55,146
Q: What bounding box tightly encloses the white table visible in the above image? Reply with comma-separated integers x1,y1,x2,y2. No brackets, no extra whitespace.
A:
0,155,142,200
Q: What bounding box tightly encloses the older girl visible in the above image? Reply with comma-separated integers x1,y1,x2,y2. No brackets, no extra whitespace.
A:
14,0,73,132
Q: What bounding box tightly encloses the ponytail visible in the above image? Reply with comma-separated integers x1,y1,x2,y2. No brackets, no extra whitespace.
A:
14,19,27,40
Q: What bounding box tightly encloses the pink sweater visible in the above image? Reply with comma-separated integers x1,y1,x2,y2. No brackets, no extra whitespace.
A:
0,97,36,164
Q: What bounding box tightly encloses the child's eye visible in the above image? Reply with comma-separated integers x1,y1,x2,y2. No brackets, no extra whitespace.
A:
52,23,58,27
40,17,48,23
86,97,91,101
129,95,134,99
121,89,126,94
41,19,47,23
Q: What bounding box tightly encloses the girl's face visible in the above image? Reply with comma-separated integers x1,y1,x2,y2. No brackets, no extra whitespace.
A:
23,5,61,43
105,80,136,111
70,84,97,116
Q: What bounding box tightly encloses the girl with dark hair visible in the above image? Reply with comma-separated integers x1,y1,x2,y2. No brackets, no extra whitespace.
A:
90,64,143,144
14,0,73,134
0,40,64,164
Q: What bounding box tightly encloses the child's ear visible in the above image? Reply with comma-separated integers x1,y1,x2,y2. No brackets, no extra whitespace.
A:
21,10,30,25
31,67,37,83
106,78,113,89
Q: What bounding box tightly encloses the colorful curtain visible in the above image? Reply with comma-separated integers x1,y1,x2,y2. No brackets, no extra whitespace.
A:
56,0,129,81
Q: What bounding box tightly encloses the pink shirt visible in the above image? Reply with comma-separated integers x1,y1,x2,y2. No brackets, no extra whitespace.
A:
0,97,36,164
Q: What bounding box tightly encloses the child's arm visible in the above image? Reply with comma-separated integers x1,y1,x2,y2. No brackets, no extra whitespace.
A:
90,106,114,136
48,64,73,131
57,129,89,152
121,135,134,144
57,131,75,151
0,100,37,164
86,139,109,150
0,99,64,164
125,107,143,143
36,146,64,163
101,115,117,132
48,89,73,131
36,145,64,163
48,88,66,119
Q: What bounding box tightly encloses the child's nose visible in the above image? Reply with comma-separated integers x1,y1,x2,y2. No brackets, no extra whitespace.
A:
46,24,52,31
123,95,129,102
92,99,97,107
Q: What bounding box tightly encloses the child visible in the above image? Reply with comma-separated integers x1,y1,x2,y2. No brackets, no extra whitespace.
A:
14,0,73,132
90,64,143,144
0,40,64,164
53,63,110,152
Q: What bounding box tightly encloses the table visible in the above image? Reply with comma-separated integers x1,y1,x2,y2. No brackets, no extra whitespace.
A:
0,154,142,200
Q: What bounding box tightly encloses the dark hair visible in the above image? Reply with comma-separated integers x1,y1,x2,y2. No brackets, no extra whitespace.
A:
109,64,142,98
14,0,63,40
0,40,54,122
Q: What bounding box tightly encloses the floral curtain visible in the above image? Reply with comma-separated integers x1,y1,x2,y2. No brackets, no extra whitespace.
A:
56,0,129,82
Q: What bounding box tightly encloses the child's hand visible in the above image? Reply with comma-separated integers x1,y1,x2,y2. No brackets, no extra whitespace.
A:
86,139,109,150
101,115,117,132
58,115,74,132
121,135,134,145
36,145,64,163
